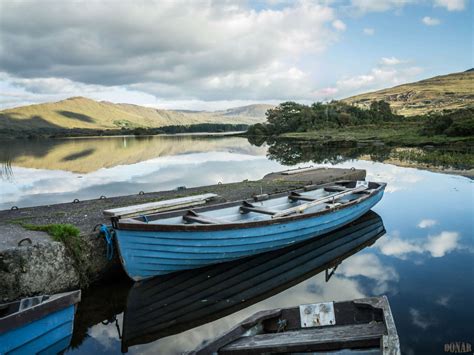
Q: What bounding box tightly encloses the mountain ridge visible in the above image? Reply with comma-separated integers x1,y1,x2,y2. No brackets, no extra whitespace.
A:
0,97,273,131
342,70,473,116
1,69,472,132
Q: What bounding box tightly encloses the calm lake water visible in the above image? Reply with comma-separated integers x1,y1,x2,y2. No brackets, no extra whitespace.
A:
1,135,473,354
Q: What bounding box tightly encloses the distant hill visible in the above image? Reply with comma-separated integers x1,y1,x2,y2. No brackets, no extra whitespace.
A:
218,104,274,118
0,97,272,131
343,70,474,116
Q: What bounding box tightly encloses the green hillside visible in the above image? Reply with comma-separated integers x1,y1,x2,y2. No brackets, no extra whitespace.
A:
343,70,474,116
0,97,272,131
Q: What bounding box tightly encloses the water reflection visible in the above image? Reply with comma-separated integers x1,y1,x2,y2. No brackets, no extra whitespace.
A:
0,136,281,209
253,137,473,171
0,157,13,182
2,135,472,210
1,136,267,174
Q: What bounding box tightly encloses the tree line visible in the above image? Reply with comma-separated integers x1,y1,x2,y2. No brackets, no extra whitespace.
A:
247,100,473,137
1,123,249,139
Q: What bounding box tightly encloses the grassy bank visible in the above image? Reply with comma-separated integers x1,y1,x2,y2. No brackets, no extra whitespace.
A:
278,123,473,147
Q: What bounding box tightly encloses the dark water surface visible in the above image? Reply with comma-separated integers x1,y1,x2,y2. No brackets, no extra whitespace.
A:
1,136,472,354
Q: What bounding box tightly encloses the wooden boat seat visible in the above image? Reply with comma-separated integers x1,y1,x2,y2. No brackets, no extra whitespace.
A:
273,185,369,218
240,201,277,216
183,210,229,225
326,186,371,195
324,186,347,192
288,192,316,202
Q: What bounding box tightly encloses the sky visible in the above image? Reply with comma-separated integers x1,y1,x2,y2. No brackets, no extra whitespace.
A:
0,0,472,111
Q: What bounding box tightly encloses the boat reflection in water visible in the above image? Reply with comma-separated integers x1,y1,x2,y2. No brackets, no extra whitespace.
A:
121,211,386,352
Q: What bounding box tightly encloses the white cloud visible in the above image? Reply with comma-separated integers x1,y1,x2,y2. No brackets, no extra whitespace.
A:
339,254,399,294
410,308,436,330
313,87,339,97
363,28,375,35
332,19,347,31
434,0,466,11
350,0,416,13
380,57,405,65
435,295,450,307
377,237,423,258
332,63,423,97
375,231,460,259
0,1,341,104
417,219,437,228
422,16,441,26
424,231,459,257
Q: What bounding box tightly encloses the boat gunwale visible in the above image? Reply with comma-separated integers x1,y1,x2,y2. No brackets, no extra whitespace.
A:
116,181,386,232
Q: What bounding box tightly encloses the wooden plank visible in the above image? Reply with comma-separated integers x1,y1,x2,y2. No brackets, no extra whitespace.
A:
103,193,218,218
191,309,282,355
354,297,401,355
272,186,367,219
240,201,277,216
281,167,322,175
183,210,228,225
220,323,386,354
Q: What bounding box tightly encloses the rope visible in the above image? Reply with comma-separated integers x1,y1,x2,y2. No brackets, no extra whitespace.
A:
99,224,115,260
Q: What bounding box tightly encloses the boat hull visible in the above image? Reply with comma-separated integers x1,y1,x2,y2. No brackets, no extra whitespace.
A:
0,305,74,355
116,188,384,280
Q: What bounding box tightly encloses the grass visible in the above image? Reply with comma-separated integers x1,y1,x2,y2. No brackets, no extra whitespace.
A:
22,223,80,241
280,123,474,147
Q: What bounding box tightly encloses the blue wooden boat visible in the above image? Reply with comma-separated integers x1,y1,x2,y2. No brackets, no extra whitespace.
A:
112,180,386,281
0,290,81,355
121,211,385,351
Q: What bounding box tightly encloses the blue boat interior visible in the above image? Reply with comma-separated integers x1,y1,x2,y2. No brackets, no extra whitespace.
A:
124,181,382,226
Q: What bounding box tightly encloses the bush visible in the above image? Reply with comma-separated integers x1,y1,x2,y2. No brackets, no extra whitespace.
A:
247,99,399,135
421,108,474,137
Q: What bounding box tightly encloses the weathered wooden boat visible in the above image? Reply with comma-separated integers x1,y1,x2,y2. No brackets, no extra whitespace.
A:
121,211,385,351
0,290,81,354
192,296,400,354
110,180,386,280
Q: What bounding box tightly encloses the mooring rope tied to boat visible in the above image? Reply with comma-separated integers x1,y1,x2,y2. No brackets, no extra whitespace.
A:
98,224,115,260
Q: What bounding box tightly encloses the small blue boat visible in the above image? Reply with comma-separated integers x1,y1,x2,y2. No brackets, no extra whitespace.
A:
113,180,386,281
0,290,81,355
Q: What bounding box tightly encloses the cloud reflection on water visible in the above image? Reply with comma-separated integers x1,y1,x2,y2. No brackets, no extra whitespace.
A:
376,231,461,259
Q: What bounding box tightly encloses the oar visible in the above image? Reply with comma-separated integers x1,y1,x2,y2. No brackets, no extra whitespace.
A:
272,185,369,219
